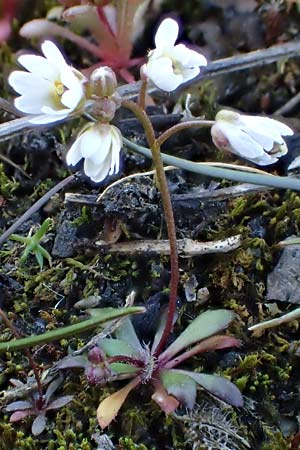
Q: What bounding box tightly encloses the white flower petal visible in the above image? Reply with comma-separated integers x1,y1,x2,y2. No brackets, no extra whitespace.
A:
145,56,183,91
90,133,112,165
14,94,48,114
67,124,122,183
239,126,275,151
41,40,68,69
218,122,265,159
242,115,293,137
18,54,58,80
251,152,278,166
155,18,179,50
61,88,81,110
8,71,52,95
79,127,103,160
84,155,110,181
181,67,201,83
66,138,83,166
169,44,207,68
89,155,113,183
109,128,122,174
183,47,207,67
238,117,284,147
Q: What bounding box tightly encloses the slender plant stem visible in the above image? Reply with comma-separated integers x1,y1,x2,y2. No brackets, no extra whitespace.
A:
157,120,215,146
121,100,179,356
0,309,43,398
138,78,148,110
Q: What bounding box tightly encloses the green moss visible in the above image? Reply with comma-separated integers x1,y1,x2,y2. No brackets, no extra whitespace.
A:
118,437,152,450
259,431,291,450
0,163,18,199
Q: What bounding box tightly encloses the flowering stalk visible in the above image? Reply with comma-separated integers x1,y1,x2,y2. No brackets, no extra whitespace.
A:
157,120,215,146
121,99,179,356
0,309,43,399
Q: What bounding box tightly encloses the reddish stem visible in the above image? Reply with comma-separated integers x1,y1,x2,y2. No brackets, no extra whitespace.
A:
121,100,179,357
0,309,43,399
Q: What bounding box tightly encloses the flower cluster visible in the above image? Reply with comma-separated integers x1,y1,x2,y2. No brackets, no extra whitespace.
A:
8,18,293,184
9,40,123,183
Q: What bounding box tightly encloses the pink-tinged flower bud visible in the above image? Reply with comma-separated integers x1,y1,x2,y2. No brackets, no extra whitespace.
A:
90,66,118,98
85,346,113,385
87,346,106,364
211,110,293,166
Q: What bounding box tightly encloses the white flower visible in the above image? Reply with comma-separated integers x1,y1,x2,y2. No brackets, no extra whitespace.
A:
143,17,207,92
66,123,122,183
211,110,294,166
8,40,86,124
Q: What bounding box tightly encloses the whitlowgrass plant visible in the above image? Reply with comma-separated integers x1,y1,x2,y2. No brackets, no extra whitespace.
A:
1,4,298,437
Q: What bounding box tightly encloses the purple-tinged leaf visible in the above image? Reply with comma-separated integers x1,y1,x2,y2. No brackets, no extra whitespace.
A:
151,379,179,414
47,395,73,410
5,400,32,411
165,335,240,369
159,309,236,364
32,414,47,436
159,369,196,409
10,409,33,422
45,377,62,403
57,355,88,370
175,369,243,407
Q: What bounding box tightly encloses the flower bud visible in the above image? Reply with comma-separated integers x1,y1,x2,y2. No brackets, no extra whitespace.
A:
211,109,293,166
90,66,118,98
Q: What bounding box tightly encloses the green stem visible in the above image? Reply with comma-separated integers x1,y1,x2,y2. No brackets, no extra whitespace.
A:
0,307,144,353
121,100,179,356
157,120,215,146
124,137,300,191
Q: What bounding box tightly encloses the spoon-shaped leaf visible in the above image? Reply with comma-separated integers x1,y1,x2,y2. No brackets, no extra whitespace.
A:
159,369,197,409
159,309,236,363
175,369,243,407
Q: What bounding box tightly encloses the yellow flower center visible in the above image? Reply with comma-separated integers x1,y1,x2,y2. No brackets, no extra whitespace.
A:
55,80,65,96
